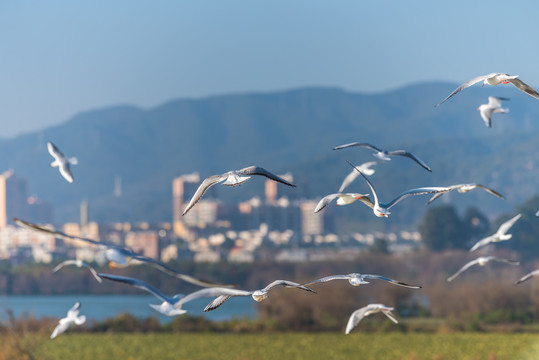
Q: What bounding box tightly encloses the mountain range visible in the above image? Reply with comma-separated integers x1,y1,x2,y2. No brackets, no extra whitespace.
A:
2,82,538,228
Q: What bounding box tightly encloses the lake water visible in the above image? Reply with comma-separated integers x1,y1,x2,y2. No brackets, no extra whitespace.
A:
0,294,257,323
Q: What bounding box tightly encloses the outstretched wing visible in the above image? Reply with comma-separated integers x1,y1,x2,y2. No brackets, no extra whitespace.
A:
333,142,382,152
382,309,399,324
387,150,432,172
47,141,65,159
447,259,480,282
363,274,421,289
99,273,174,304
435,74,492,106
384,187,447,210
515,269,539,284
237,166,295,187
345,306,370,334
314,194,340,213
496,214,522,236
491,257,520,266
475,184,504,199
469,235,495,252
301,274,351,286
262,279,316,293
338,161,377,192
182,175,226,215
508,78,539,100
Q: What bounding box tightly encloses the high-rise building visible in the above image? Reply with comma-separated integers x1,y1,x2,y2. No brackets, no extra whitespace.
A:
300,201,324,235
264,172,295,204
0,170,28,228
172,172,200,223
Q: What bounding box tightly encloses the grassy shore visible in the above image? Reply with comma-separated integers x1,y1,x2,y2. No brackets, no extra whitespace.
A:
13,332,538,360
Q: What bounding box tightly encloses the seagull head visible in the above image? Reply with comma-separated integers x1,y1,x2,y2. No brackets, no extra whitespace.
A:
375,208,390,218
251,290,268,302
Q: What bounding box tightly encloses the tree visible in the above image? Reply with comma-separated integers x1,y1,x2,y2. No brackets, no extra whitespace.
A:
419,205,467,251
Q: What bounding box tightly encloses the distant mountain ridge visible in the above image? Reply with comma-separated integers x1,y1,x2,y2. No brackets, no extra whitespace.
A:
1,82,538,226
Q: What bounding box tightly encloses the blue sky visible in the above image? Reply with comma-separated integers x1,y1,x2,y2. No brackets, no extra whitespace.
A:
1,1,538,137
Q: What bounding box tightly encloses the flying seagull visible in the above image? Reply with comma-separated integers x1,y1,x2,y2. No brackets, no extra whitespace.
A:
469,214,522,252
347,160,446,218
345,304,398,334
47,142,78,183
338,161,379,193
334,143,432,172
182,166,295,215
204,279,316,312
299,273,421,289
314,193,372,213
435,73,539,107
53,259,102,283
13,218,234,288
99,273,250,316
515,269,539,285
447,256,520,282
426,183,504,205
477,97,510,128
50,302,86,339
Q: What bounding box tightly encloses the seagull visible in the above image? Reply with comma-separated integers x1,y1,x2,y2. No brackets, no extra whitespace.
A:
47,141,78,183
334,143,432,172
314,193,372,213
515,269,539,285
346,160,446,218
447,256,520,282
469,214,522,252
182,166,296,215
435,73,539,107
50,302,86,339
13,218,234,288
426,183,504,205
338,161,379,193
204,279,316,312
536,210,539,218
53,259,102,283
99,273,251,316
345,304,398,334
299,273,421,289
477,97,510,128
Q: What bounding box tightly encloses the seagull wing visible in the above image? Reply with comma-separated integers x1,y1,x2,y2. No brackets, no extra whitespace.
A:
363,274,421,289
52,260,79,273
314,194,340,213
47,142,65,160
333,142,382,152
204,295,233,312
58,163,74,183
99,273,174,304
179,287,251,307
435,74,491,106
425,188,453,205
491,257,520,266
50,321,70,339
237,166,295,187
469,235,495,252
496,214,522,236
383,187,448,210
345,306,370,334
516,269,539,284
347,160,380,209
475,184,504,200
387,150,432,172
262,279,316,293
182,175,226,215
338,162,378,193
507,78,539,100
447,259,480,282
382,309,399,324
301,274,351,286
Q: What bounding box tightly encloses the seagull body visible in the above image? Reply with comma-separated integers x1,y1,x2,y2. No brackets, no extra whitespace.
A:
345,304,398,334
300,273,421,289
50,302,86,339
334,143,432,172
426,183,504,205
53,259,102,283
447,256,520,282
47,142,78,183
314,193,371,213
516,269,539,284
478,97,510,128
469,214,522,252
436,73,539,106
338,161,378,193
182,166,295,216
347,161,446,218
99,273,248,316
14,218,233,288
204,279,316,312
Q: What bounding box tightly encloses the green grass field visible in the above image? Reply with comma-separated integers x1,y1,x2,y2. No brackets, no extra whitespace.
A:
25,332,539,360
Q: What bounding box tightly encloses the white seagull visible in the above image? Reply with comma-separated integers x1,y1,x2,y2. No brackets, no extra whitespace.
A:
204,279,316,312
53,259,102,283
347,161,446,218
314,193,371,213
435,73,539,107
47,141,78,183
334,143,432,172
338,161,379,193
50,302,86,339
515,269,539,285
345,304,398,334
13,218,233,288
477,97,510,128
447,256,520,282
426,183,504,205
99,273,249,316
299,273,421,289
182,166,296,215
469,213,522,252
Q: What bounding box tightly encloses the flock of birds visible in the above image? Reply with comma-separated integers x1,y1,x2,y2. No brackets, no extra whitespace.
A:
12,72,539,337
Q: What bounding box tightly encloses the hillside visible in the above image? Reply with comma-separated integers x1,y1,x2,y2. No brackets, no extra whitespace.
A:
1,82,538,225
